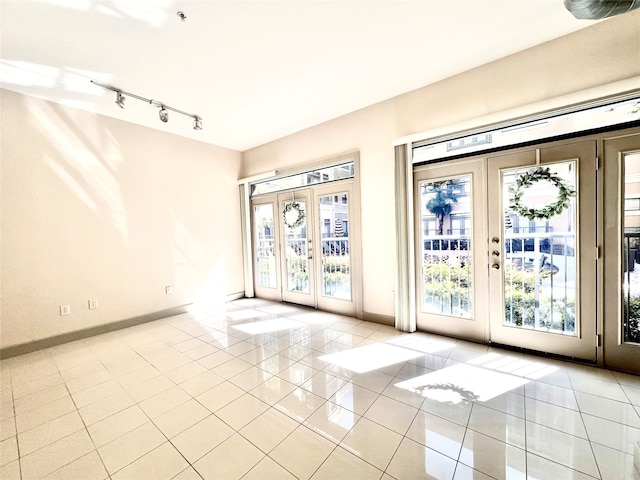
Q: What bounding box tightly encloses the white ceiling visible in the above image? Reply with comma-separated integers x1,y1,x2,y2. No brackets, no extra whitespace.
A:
0,1,599,151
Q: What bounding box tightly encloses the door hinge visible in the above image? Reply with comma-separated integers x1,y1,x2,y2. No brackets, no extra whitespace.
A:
596,334,602,347
596,246,601,259
595,156,600,170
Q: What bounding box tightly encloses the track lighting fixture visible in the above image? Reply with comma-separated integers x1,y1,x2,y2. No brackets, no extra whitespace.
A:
115,91,125,108
91,80,203,131
159,106,169,123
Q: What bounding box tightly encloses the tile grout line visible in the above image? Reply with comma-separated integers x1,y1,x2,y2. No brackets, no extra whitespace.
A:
568,372,604,480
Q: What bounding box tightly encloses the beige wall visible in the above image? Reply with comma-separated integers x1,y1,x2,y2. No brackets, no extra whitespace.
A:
242,12,640,318
1,89,244,348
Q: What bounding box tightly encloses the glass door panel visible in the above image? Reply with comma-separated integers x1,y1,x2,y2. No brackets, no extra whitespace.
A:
623,152,640,345
255,204,277,289
603,132,640,373
420,175,473,318
414,158,487,342
315,183,358,316
488,141,597,361
252,197,281,301
501,161,577,334
280,190,316,307
284,199,309,294
319,193,351,300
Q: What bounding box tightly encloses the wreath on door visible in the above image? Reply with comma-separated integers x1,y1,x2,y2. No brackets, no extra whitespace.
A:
508,166,575,221
283,201,306,229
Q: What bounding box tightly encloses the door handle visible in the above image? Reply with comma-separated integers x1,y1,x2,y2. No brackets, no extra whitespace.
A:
492,264,500,270
492,251,500,257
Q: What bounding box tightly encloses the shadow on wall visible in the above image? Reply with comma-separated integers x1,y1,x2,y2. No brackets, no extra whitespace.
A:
29,94,232,296
1,90,238,346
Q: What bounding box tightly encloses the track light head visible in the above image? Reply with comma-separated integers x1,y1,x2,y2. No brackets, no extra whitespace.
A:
115,91,125,109
193,116,202,130
159,106,169,123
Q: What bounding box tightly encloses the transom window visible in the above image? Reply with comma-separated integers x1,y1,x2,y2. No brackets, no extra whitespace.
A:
251,161,355,197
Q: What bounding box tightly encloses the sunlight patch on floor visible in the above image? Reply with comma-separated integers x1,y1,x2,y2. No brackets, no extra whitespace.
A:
468,352,559,380
318,342,425,374
395,363,529,403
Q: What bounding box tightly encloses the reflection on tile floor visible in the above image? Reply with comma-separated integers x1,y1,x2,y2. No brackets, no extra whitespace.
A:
2,298,640,479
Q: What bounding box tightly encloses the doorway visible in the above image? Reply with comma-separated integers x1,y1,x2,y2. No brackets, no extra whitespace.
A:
251,181,360,317
414,139,598,361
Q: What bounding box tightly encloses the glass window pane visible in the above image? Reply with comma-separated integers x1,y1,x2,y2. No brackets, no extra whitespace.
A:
413,97,640,163
319,193,351,300
251,161,354,196
283,200,309,293
502,161,576,334
254,204,277,288
419,175,472,318
623,153,640,344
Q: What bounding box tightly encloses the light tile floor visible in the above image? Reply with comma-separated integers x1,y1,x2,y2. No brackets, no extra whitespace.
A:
1,298,640,479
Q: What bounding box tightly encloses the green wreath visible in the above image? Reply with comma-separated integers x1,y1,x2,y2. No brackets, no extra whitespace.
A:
283,201,306,229
508,166,575,220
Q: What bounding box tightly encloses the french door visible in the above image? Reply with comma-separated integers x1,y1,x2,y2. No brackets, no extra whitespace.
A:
414,158,488,342
487,141,597,361
251,190,315,307
415,140,598,361
251,182,359,316
603,132,640,372
280,189,316,307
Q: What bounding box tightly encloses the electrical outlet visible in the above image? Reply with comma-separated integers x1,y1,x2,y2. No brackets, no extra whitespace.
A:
165,285,173,294
88,299,98,310
60,305,71,316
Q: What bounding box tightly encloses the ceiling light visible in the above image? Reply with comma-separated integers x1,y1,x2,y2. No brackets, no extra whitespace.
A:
159,106,169,123
91,80,203,131
115,91,125,108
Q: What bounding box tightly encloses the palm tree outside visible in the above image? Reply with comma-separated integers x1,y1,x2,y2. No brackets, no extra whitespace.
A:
424,180,461,235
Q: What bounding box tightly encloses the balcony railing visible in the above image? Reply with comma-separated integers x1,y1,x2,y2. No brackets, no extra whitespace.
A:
421,234,472,318
503,231,576,333
320,237,350,299
423,235,471,252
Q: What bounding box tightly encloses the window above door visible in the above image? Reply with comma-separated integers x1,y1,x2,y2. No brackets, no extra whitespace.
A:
412,95,640,164
250,160,355,197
